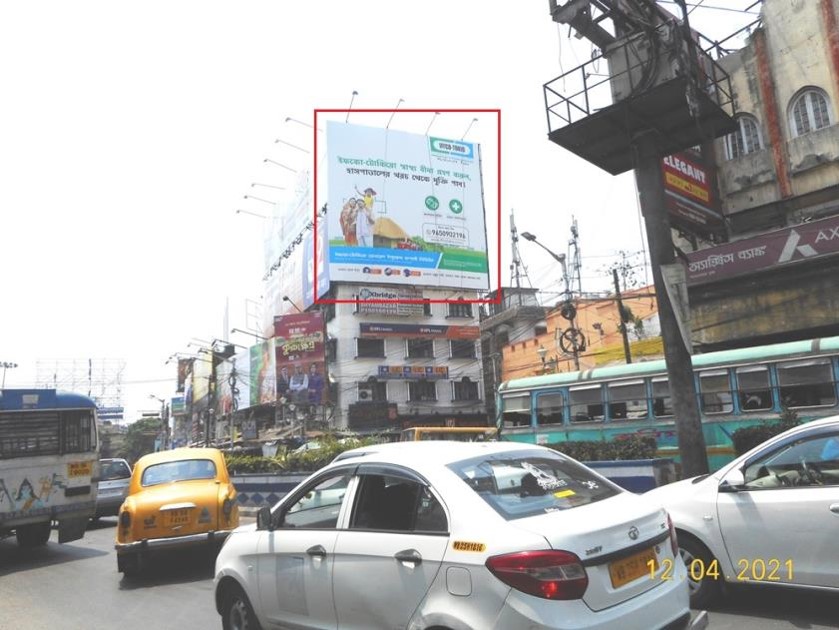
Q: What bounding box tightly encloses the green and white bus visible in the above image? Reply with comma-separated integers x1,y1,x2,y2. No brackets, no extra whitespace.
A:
497,336,839,470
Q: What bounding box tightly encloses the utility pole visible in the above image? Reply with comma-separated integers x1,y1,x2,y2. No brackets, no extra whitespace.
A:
613,269,633,364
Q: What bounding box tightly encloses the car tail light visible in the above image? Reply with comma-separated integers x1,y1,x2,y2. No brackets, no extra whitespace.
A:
485,550,588,600
667,513,678,556
119,511,131,528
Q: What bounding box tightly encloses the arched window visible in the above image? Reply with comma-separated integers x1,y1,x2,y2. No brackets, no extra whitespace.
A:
790,88,832,137
724,115,763,160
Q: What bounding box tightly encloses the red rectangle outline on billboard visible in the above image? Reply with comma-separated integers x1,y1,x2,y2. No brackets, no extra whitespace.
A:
313,108,502,305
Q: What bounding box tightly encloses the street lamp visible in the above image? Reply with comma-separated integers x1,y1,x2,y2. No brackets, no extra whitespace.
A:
521,232,581,370
1,362,18,388
148,394,168,450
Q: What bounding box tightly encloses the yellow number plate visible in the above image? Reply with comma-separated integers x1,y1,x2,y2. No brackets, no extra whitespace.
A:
609,547,657,588
67,461,93,478
165,509,192,526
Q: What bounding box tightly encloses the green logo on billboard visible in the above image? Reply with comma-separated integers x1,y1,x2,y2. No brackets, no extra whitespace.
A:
449,199,464,214
425,195,440,211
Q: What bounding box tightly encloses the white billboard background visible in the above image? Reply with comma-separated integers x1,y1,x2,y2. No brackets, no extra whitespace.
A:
326,121,489,290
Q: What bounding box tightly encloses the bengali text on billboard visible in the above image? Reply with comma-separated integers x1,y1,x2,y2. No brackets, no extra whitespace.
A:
326,121,489,290
274,312,327,406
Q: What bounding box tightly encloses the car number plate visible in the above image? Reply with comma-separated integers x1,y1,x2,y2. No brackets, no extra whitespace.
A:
609,546,656,588
165,509,192,526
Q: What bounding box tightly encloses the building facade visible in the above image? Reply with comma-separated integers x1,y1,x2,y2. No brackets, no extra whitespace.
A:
688,0,839,349
326,284,487,433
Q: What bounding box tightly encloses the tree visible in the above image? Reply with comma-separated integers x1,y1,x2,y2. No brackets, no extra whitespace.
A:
117,417,163,464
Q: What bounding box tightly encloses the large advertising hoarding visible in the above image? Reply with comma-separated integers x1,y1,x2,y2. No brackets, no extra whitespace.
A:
232,348,251,411
249,339,276,406
216,361,234,417
326,121,489,290
274,312,326,405
192,355,212,411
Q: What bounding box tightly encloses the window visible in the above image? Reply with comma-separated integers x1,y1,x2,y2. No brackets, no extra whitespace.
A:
423,300,432,316
351,474,448,533
63,410,94,453
724,115,763,159
568,385,604,423
281,471,352,529
0,411,60,458
652,378,673,417
141,459,216,486
357,379,387,402
699,370,733,414
357,338,385,358
407,338,434,358
536,392,564,426
608,380,648,420
453,377,479,401
736,366,773,411
501,394,531,427
102,460,132,480
448,301,473,318
534,323,548,336
326,337,337,363
409,380,437,402
449,449,620,521
743,433,839,489
450,339,476,359
790,88,832,137
777,359,836,408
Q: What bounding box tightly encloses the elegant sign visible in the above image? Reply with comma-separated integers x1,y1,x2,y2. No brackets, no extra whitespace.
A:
326,121,489,290
359,322,479,339
377,365,449,380
662,148,725,238
686,214,839,285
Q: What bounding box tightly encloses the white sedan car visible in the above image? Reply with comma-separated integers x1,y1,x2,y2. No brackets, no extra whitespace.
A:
646,416,839,608
215,441,702,630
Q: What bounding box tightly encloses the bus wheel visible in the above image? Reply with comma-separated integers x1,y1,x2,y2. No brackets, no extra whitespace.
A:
16,522,51,547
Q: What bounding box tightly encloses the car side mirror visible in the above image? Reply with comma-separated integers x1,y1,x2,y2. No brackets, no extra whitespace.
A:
719,468,746,492
256,506,274,531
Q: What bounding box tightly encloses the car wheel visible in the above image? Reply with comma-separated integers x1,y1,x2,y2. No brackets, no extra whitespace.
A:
678,535,722,608
16,522,51,547
222,586,261,630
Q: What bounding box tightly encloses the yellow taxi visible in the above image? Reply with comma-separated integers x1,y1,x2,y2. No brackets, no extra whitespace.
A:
115,447,239,576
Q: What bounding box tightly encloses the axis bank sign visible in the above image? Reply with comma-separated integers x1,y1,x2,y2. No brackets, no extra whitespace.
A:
687,215,839,285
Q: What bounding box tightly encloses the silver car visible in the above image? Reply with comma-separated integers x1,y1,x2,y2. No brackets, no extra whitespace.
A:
95,458,132,518
214,441,704,630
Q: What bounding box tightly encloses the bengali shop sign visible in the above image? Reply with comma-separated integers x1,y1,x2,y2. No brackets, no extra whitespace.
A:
662,149,725,238
377,365,449,380
687,214,839,285
359,322,480,339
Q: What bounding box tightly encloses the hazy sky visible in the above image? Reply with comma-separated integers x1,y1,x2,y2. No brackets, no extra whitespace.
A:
0,0,759,420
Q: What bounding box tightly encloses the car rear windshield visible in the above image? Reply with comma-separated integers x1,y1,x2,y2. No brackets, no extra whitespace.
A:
141,459,216,486
102,459,131,480
447,449,621,520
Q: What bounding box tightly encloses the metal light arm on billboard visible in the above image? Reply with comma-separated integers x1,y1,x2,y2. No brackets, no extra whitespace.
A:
425,112,441,136
251,182,286,191
263,158,297,173
230,327,268,342
386,98,405,129
243,194,277,206
461,117,478,141
235,209,267,219
285,117,324,133
273,138,310,153
1,361,18,388
345,90,358,123
282,296,304,313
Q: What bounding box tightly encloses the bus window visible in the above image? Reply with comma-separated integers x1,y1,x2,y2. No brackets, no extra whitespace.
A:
777,359,836,408
699,370,733,414
568,385,604,423
535,393,564,426
501,394,531,427
736,366,773,411
607,380,648,421
651,378,673,417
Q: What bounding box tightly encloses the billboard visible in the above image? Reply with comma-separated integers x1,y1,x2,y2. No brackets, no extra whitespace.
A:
359,322,480,339
249,339,276,406
216,360,234,417
274,312,326,405
192,355,212,411
232,348,251,412
326,121,489,290
662,148,725,239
